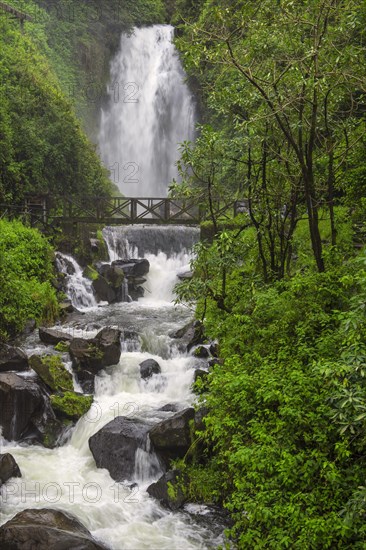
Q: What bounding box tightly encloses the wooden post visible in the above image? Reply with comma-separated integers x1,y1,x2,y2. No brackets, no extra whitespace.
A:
164,199,170,221
130,199,137,221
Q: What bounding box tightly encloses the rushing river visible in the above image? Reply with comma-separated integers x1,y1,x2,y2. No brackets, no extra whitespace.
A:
0,225,225,549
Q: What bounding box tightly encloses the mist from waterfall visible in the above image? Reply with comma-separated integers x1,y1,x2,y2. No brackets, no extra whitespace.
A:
99,25,196,197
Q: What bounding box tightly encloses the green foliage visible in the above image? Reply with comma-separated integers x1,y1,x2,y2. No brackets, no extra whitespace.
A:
0,11,112,202
178,254,366,548
0,219,58,341
54,341,70,353
29,354,73,392
175,0,366,274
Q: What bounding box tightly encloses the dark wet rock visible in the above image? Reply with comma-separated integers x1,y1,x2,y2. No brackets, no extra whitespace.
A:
92,275,117,304
90,238,100,253
93,264,129,303
208,358,221,368
183,503,234,537
128,284,145,301
112,259,150,278
177,270,193,280
171,320,207,353
209,342,219,357
22,319,37,337
39,327,73,346
0,372,45,441
89,416,152,481
192,345,210,359
158,403,181,412
0,346,29,373
0,508,108,550
55,253,75,275
186,321,206,352
0,372,62,446
194,368,209,384
70,327,121,393
149,407,195,462
59,301,75,314
0,453,21,485
147,470,188,511
194,406,209,432
139,359,161,380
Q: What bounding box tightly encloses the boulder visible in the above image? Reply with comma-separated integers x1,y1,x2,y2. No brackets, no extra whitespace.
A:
29,355,73,392
158,403,181,413
128,284,145,301
147,470,188,511
0,508,108,550
0,346,29,373
149,407,195,462
186,321,206,352
169,321,207,353
69,327,121,393
194,406,209,432
0,453,21,485
194,368,209,384
209,342,219,357
0,372,45,441
89,416,152,481
55,253,75,275
59,301,75,314
90,238,99,253
192,345,210,359
50,392,93,422
0,372,62,446
139,359,161,380
177,270,193,280
39,328,73,346
92,275,117,304
112,259,150,278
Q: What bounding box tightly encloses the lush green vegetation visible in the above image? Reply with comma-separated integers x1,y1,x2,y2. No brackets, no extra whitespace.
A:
5,0,165,136
0,11,112,202
0,219,58,341
171,0,366,547
0,0,166,203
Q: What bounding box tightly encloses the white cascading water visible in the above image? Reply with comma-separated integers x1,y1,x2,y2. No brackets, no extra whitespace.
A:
56,252,97,310
98,25,196,196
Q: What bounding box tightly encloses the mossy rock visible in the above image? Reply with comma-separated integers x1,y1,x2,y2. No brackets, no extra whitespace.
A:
54,341,70,353
50,392,93,421
83,265,99,281
29,355,73,392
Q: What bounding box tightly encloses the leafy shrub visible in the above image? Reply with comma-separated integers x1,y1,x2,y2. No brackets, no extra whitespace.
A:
0,219,58,341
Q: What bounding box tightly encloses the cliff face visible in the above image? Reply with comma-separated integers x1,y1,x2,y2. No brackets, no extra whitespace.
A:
6,0,166,139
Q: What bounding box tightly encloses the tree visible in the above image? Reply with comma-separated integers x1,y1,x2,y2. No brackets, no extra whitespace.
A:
177,0,366,272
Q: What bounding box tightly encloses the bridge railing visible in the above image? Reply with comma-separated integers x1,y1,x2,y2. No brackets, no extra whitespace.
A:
0,196,249,227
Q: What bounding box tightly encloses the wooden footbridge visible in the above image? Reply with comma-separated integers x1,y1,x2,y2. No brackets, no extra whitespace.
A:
0,195,248,229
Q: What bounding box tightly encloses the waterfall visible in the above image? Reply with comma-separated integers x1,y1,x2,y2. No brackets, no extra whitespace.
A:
103,225,199,304
55,253,97,310
99,25,196,197
103,225,200,259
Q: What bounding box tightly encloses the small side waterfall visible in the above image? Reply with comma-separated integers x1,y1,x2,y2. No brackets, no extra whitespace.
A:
55,253,97,310
99,25,196,196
